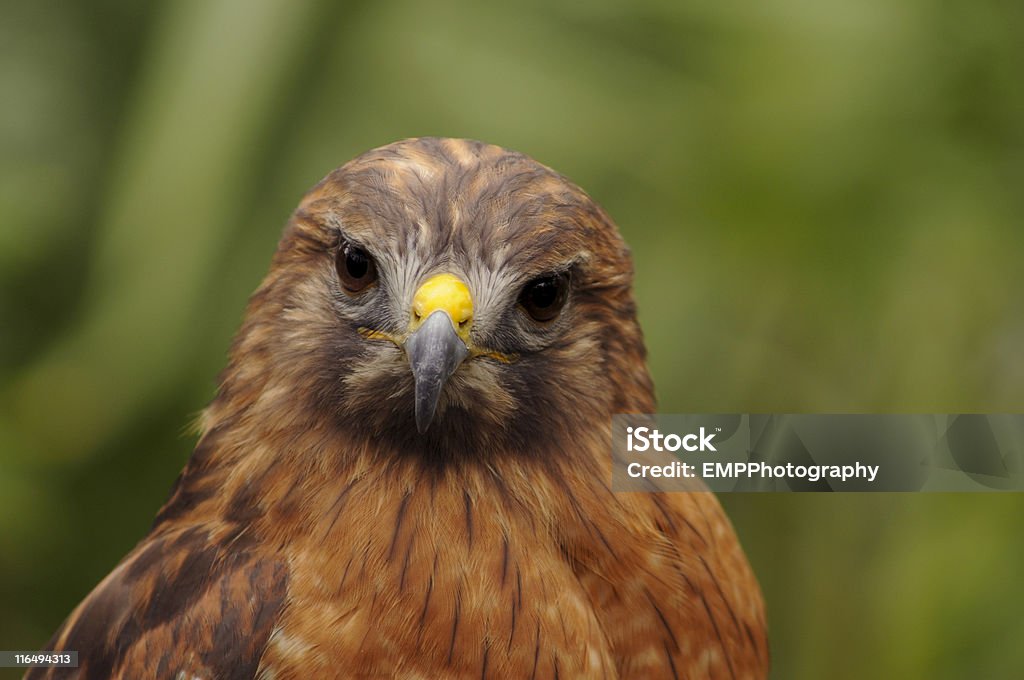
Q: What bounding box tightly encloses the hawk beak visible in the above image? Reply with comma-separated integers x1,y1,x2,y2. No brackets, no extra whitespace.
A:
403,274,473,433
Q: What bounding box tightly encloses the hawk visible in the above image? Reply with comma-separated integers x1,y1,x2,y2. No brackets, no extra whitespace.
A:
30,138,768,679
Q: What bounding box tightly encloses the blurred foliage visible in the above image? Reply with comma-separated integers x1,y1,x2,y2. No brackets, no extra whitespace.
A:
2,0,1023,678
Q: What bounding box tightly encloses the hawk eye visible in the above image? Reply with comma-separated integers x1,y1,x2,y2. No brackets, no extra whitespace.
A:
336,241,377,294
519,273,569,322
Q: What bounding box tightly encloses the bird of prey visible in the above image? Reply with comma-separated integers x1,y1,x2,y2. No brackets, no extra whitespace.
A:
30,138,769,679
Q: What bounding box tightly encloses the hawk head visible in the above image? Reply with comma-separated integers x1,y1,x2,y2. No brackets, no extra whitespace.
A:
214,138,653,461
44,139,767,680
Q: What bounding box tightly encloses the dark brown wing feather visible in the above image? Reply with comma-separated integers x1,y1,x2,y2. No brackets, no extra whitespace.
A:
26,526,287,680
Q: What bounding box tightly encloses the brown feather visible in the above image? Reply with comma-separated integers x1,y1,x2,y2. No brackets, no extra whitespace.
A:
31,138,767,679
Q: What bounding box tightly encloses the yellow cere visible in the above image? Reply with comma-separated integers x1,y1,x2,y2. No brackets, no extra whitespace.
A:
412,273,474,335
361,275,516,362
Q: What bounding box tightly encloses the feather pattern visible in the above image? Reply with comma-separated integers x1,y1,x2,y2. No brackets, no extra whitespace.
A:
29,138,768,679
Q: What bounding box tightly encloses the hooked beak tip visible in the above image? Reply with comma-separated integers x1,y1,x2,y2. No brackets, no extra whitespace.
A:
415,408,433,434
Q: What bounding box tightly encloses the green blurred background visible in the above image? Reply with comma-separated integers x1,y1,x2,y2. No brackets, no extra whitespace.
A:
2,0,1023,677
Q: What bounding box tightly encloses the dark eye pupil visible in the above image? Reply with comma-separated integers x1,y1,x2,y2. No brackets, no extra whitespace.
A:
519,274,568,322
345,249,369,279
529,280,558,308
336,241,377,294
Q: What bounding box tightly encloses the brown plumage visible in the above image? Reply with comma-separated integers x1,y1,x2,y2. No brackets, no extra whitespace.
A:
30,138,768,679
